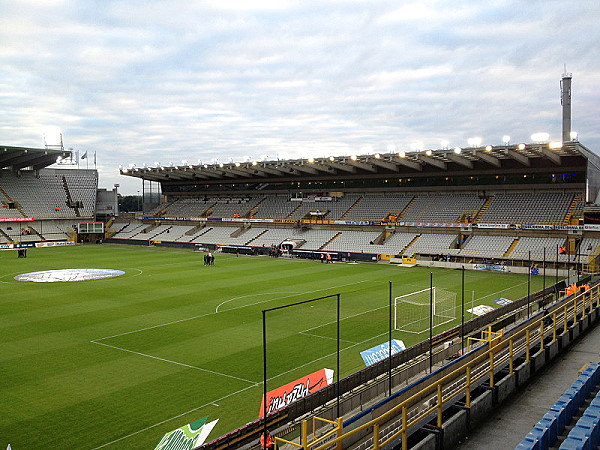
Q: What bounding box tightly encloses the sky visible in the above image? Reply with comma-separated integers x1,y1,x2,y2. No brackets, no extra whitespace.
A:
2,0,600,195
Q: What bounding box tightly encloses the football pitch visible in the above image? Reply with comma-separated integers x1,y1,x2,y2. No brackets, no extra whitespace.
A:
0,244,548,449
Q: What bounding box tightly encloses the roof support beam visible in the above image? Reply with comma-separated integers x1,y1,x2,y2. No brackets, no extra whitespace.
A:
507,149,531,166
475,151,501,168
417,154,447,170
345,159,377,172
392,156,422,171
368,157,399,171
447,153,473,169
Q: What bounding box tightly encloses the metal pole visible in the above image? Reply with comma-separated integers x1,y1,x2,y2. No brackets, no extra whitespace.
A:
543,247,546,303
262,310,268,444
527,250,531,318
556,244,559,286
429,272,433,373
388,281,393,397
461,266,465,354
336,293,341,418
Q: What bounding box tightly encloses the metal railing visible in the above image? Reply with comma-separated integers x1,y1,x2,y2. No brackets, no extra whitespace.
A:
282,284,599,450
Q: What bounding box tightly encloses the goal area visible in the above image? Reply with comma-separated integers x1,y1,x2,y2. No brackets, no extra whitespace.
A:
394,287,457,334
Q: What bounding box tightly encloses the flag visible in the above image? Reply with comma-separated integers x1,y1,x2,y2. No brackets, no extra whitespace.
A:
81,151,87,160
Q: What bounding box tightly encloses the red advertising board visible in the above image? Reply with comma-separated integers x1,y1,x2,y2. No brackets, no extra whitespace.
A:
259,368,333,417
0,217,34,222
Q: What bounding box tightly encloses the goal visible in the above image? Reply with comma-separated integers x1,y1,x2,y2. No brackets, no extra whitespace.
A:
394,287,456,334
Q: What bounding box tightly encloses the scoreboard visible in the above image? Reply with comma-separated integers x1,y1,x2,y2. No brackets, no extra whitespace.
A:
78,222,104,234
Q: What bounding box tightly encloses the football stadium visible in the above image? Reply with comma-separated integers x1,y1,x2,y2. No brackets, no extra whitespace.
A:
2,75,600,450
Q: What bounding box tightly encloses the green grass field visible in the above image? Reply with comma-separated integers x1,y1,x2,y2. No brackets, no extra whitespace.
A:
0,244,548,449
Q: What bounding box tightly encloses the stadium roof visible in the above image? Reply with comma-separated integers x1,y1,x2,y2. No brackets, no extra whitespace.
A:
120,141,598,186
0,145,71,171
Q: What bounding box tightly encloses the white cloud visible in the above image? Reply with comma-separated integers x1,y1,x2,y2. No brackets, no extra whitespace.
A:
1,0,600,193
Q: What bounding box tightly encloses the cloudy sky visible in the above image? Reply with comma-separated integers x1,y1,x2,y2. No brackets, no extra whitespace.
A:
2,0,600,194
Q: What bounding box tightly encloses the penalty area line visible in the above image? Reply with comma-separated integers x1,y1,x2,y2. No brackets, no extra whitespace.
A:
90,340,257,384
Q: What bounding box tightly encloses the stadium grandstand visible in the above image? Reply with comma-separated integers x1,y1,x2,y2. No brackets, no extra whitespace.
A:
3,137,600,449
112,140,600,270
109,139,600,449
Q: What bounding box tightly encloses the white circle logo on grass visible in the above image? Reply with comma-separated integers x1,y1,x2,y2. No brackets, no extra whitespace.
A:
15,269,125,283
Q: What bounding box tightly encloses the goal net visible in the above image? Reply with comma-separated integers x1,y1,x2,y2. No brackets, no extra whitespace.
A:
394,287,457,334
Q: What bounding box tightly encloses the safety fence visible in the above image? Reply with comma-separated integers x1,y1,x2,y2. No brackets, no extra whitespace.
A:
274,282,600,450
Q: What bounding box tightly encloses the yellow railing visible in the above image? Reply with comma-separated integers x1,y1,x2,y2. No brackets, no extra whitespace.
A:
293,284,600,450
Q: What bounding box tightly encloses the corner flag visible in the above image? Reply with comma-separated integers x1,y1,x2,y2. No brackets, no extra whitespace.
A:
81,151,87,160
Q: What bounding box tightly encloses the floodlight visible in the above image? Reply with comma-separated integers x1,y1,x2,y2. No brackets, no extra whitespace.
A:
252,161,258,166
425,150,432,156
219,163,224,168
530,132,549,143
329,156,335,161
453,147,462,154
467,137,482,147
440,140,449,149
307,157,315,163
118,164,122,170
235,162,241,167
570,131,578,140
502,135,510,144
517,143,526,150
350,155,357,161
485,145,492,151
411,141,424,152
549,141,563,149
154,162,160,167
374,153,381,159
398,150,406,158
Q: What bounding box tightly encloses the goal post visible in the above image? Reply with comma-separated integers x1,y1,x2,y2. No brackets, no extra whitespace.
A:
394,287,457,334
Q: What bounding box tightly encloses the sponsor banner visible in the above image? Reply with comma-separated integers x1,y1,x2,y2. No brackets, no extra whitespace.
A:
468,305,496,316
473,263,507,272
475,223,512,229
520,224,554,230
0,217,35,223
36,241,75,248
315,196,333,201
221,217,273,223
142,216,166,220
583,224,600,231
333,220,373,226
399,222,464,228
493,298,513,306
360,339,406,366
274,218,297,224
154,417,218,450
0,244,14,249
301,218,334,225
259,368,334,417
554,224,584,231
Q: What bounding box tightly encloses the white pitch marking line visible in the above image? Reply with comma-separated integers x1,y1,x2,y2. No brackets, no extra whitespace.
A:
94,279,373,342
91,340,257,384
299,331,357,344
90,382,260,450
215,291,302,313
